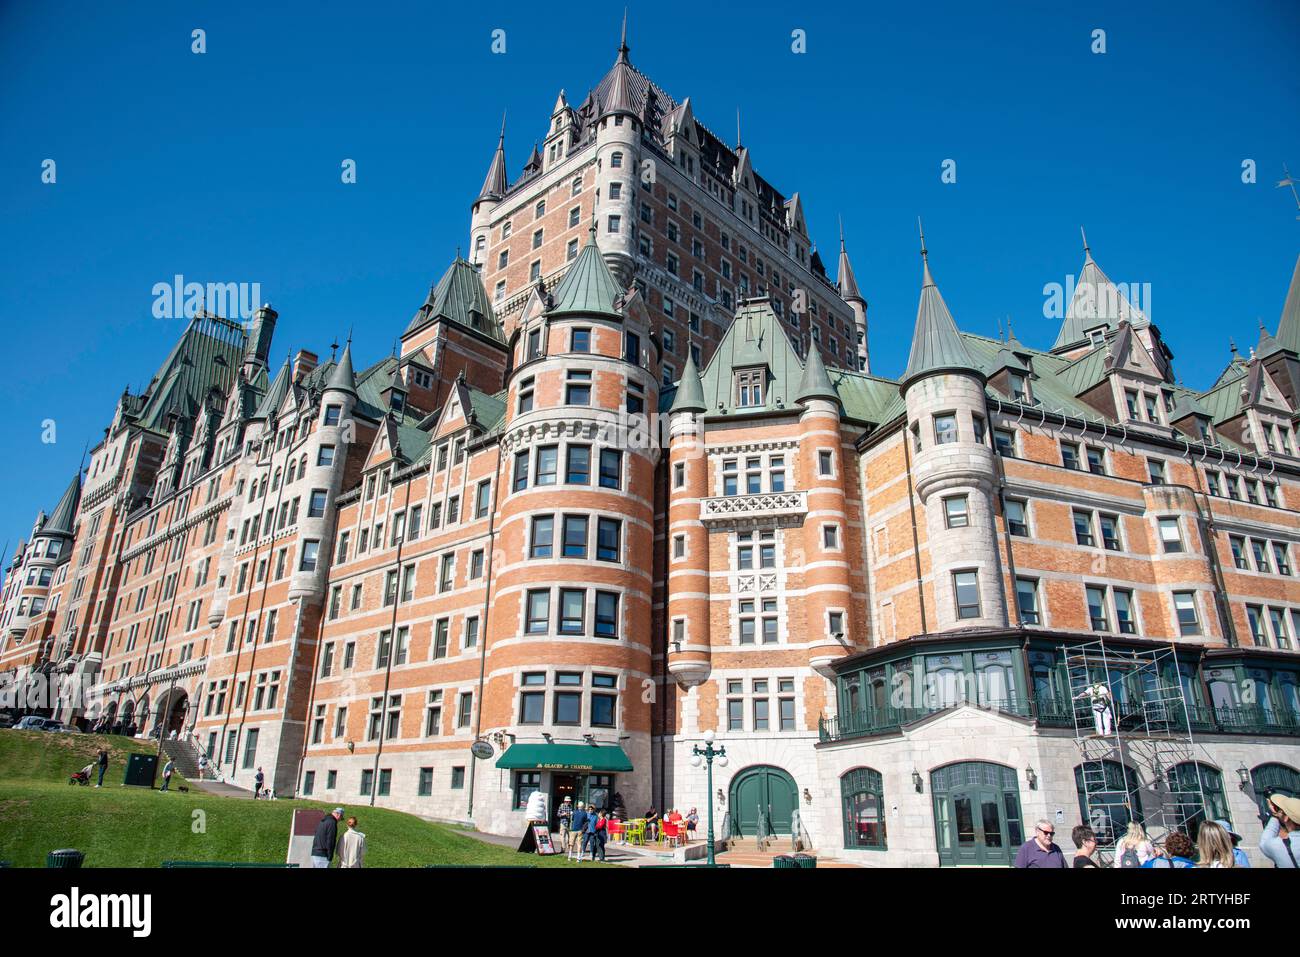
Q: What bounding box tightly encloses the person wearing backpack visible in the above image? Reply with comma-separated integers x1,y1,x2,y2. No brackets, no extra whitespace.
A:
1113,821,1156,868
1260,793,1299,868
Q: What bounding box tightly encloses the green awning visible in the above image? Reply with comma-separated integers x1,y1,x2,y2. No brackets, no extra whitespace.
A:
495,744,633,773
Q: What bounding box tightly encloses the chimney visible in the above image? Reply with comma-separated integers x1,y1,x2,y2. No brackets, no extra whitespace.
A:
244,303,278,374
293,349,319,381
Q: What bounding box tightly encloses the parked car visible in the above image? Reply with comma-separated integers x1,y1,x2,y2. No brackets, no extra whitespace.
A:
0,716,17,729
13,716,61,731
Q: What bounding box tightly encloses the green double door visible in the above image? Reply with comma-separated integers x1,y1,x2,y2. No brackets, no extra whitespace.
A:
730,765,798,837
932,763,1024,866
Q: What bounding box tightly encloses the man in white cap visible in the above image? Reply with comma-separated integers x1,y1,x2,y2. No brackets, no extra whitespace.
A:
311,807,344,868
557,795,574,848
1261,793,1299,868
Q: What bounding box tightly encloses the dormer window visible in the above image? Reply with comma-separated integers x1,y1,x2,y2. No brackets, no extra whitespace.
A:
1087,326,1106,347
735,368,765,408
1009,372,1029,402
389,390,405,412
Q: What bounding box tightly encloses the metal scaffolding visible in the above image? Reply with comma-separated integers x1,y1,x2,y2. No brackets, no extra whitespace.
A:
1065,639,1206,859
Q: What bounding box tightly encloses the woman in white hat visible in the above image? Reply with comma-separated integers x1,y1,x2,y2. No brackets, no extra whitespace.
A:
1261,792,1299,868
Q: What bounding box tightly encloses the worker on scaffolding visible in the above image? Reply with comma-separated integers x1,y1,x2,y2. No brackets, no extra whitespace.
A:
1075,679,1115,736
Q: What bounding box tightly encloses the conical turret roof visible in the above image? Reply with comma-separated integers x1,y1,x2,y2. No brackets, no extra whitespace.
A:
476,119,508,202
795,343,839,404
324,341,357,398
902,238,979,387
836,221,864,303
42,471,82,538
1275,253,1300,355
548,228,624,319
669,351,706,414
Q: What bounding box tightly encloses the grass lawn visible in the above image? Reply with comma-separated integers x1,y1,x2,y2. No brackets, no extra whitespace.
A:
0,730,589,868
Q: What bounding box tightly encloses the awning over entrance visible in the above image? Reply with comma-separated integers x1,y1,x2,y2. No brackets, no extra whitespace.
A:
495,743,633,772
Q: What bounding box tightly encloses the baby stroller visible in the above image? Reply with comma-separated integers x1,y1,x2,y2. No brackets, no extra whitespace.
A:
69,764,94,786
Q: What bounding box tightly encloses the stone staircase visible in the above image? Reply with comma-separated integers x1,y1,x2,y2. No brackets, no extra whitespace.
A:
159,738,251,797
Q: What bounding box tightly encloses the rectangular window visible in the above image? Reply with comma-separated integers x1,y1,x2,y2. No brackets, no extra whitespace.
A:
451,765,466,788
1073,510,1095,547
536,446,559,485
1147,458,1166,484
596,517,621,562
565,445,591,484
566,370,592,405
1061,441,1080,470
561,514,588,558
475,481,491,518
599,449,622,489
594,591,619,638
952,571,981,619
530,515,554,559
993,429,1016,456
1113,589,1136,634
1004,498,1028,536
1086,586,1109,632
944,495,969,529
1099,513,1121,551
1016,578,1040,625
1086,446,1106,475
433,619,449,659
299,540,319,572
526,590,550,633
1158,517,1184,553
1173,591,1200,636
933,414,958,445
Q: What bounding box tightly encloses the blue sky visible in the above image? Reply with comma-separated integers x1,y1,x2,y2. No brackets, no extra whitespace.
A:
0,0,1296,551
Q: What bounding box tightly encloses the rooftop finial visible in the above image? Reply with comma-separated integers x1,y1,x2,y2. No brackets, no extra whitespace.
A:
736,108,742,149
918,217,934,287
1080,225,1092,261
618,8,630,61
996,316,1004,341
1229,337,1238,355
838,214,846,251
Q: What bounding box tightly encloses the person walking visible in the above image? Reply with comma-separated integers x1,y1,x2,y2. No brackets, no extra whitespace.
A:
1112,821,1156,868
1014,820,1067,868
160,758,175,792
197,753,208,781
338,816,367,868
1071,825,1099,868
311,808,344,868
567,802,589,861
1260,793,1299,868
95,748,108,788
253,766,265,799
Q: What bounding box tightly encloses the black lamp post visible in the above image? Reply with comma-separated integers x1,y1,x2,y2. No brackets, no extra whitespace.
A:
691,729,728,867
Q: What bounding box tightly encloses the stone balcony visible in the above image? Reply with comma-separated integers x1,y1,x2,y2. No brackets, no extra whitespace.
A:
700,490,808,529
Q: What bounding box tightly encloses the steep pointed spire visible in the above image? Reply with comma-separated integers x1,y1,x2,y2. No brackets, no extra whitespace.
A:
552,89,568,114
903,222,979,387
548,226,624,318
1081,225,1093,264
324,339,357,398
618,7,630,62
669,350,707,414
476,113,508,202
796,342,839,405
836,216,864,303
1053,232,1146,350
252,355,293,419
42,471,82,538
1275,253,1300,355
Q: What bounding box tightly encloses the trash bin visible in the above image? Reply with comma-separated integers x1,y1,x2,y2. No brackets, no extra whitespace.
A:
793,853,817,869
772,855,798,869
47,848,85,869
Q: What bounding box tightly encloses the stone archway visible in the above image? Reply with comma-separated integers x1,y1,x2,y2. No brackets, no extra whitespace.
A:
154,688,189,737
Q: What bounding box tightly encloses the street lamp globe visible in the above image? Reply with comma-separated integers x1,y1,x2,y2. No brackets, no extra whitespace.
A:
703,729,715,745
691,753,702,768
717,754,729,768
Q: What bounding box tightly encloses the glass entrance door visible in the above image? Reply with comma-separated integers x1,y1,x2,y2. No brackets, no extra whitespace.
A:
932,762,1023,866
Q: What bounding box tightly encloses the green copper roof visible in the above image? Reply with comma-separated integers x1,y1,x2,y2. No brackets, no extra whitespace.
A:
133,313,246,434
548,229,624,319
1053,245,1147,350
902,256,979,385
1275,254,1300,355
406,257,504,342
795,343,838,404
698,299,803,415
41,472,82,538
669,351,706,413
324,341,357,398
252,357,293,420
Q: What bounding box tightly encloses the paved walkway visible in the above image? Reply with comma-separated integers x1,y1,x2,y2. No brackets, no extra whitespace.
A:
187,778,252,799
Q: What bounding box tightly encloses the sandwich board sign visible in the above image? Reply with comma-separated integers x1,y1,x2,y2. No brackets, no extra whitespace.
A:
518,824,559,855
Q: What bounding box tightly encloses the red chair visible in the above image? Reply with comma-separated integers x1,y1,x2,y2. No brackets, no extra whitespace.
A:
661,821,682,848
607,820,624,842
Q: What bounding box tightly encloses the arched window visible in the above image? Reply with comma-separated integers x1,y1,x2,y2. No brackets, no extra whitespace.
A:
287,460,296,484
840,767,886,849
1250,763,1300,826
272,468,281,490
610,151,623,169
1074,760,1142,845
1168,762,1229,838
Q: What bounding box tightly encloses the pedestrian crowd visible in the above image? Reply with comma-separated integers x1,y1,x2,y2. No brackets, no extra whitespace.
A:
1014,791,1298,868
